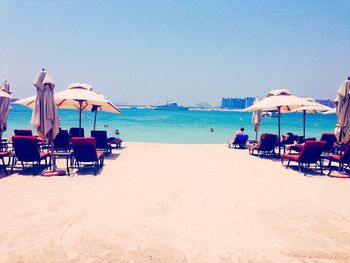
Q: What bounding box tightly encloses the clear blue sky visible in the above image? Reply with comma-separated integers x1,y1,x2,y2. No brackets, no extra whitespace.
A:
1,0,349,106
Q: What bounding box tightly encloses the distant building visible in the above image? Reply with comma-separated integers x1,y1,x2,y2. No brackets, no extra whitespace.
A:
221,97,255,109
316,99,335,108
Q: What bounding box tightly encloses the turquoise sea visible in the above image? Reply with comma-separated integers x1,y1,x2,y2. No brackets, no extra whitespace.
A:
4,105,337,144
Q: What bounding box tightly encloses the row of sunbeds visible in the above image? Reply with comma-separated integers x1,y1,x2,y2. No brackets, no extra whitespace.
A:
229,132,350,175
0,128,122,176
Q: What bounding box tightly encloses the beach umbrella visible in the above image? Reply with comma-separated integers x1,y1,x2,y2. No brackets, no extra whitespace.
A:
334,78,350,144
290,102,332,139
31,69,60,175
243,89,315,155
252,97,262,141
14,83,121,134
0,81,12,144
54,83,121,133
13,95,37,108
323,108,336,115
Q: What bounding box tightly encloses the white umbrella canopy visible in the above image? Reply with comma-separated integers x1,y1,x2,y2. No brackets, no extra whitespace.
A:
243,90,317,155
243,94,316,112
55,85,120,113
290,104,332,113
289,102,332,139
13,95,37,107
14,84,121,114
323,108,336,114
15,84,120,113
266,89,292,97
14,83,121,131
334,78,350,144
54,83,121,131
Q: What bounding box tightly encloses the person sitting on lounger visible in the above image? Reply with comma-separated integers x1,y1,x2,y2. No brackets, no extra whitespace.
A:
107,130,123,148
280,132,295,144
227,127,244,147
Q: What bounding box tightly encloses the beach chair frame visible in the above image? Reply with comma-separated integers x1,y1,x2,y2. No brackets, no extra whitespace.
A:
281,140,326,175
14,129,33,136
0,151,11,175
320,133,337,154
54,129,71,152
69,127,85,139
230,134,249,149
326,143,350,175
11,136,51,174
249,133,278,158
71,137,104,175
90,130,112,155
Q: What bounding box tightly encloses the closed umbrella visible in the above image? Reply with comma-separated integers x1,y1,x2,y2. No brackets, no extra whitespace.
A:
0,81,12,146
31,69,60,175
31,70,59,140
252,97,262,141
334,78,350,144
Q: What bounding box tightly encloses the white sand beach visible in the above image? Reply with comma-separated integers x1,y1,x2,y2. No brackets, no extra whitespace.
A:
0,142,350,262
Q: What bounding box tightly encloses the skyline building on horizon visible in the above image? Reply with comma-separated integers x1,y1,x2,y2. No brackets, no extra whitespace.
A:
221,97,255,109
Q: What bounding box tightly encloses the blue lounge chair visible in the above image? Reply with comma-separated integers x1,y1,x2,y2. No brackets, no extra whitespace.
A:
230,134,249,149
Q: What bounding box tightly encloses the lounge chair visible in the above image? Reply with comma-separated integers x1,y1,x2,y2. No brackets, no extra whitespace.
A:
11,136,51,174
108,137,123,148
320,133,337,154
69,127,84,139
281,140,326,175
54,129,71,152
14,129,33,136
91,130,112,155
0,151,11,175
325,143,350,174
71,137,104,175
229,134,249,149
0,139,9,152
249,133,278,157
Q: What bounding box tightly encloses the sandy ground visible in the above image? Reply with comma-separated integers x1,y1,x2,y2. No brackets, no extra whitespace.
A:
0,142,350,262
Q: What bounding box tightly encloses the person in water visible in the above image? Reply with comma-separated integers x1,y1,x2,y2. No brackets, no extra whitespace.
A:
227,127,244,147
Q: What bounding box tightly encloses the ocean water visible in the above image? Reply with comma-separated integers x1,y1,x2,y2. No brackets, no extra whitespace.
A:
4,105,337,144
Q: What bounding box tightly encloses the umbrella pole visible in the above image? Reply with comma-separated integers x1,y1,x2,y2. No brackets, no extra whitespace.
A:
278,107,281,156
50,131,56,171
79,100,82,136
303,110,306,139
0,131,2,151
94,110,97,131
255,130,258,141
